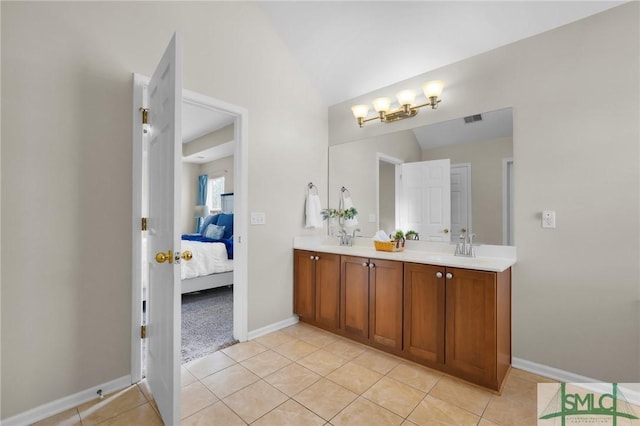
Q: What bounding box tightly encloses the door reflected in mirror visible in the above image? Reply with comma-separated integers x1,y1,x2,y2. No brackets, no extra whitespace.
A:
329,107,513,245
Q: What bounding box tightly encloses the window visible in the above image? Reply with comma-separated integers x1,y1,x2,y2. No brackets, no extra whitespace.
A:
205,176,225,213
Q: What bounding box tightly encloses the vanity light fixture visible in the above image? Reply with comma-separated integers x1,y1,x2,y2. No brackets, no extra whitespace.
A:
350,80,444,127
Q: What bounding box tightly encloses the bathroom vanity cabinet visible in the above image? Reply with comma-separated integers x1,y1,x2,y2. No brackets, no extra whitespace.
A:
293,248,512,392
293,250,340,329
340,255,403,351
403,262,511,390
403,263,445,366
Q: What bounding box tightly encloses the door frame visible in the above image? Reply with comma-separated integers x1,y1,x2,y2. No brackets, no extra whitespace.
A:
450,163,472,236
131,73,249,382
502,157,514,245
375,153,403,232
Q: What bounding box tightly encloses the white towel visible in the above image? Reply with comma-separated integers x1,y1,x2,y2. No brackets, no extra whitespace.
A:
305,194,323,228
373,230,391,242
343,196,358,227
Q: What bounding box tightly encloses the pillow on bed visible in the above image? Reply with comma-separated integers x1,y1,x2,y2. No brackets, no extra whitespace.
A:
216,213,234,239
199,214,220,234
203,224,225,239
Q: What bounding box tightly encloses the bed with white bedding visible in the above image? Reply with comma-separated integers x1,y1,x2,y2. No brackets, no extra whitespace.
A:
180,212,234,294
181,240,233,280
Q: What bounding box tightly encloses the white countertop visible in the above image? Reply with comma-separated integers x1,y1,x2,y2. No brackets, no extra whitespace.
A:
293,235,516,273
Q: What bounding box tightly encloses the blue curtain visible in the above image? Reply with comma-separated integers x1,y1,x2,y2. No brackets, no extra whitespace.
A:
196,174,208,232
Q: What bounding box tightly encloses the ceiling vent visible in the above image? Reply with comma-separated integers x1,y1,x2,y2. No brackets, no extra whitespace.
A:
464,114,483,124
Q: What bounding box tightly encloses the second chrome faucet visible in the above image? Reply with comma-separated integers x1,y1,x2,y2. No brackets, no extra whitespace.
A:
455,231,477,257
338,228,360,246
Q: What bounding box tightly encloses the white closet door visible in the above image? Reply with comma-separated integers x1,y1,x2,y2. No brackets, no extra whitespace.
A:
397,159,451,242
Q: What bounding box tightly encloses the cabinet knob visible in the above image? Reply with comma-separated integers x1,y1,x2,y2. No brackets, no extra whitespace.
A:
446,272,453,279
362,262,368,267
315,256,320,261
309,255,314,260
369,263,375,269
436,272,443,278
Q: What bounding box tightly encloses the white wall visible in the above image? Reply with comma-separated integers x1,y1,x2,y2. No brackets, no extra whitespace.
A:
378,161,396,233
330,3,639,382
181,162,200,234
1,1,327,419
200,156,234,194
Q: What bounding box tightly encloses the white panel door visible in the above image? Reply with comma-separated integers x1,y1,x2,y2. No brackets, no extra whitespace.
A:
146,32,183,425
398,159,451,242
451,164,471,239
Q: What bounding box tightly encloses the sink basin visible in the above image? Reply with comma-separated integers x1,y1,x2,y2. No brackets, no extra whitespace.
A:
320,238,339,247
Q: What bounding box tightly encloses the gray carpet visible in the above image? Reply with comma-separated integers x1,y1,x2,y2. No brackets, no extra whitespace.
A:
181,286,237,364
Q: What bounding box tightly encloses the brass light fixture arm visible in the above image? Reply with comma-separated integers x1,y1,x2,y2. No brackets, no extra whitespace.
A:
356,97,441,127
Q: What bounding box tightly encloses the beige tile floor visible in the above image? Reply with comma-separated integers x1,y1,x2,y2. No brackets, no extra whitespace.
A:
33,322,556,425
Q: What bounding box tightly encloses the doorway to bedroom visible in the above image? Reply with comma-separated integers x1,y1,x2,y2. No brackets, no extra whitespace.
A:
179,105,238,364
132,75,248,382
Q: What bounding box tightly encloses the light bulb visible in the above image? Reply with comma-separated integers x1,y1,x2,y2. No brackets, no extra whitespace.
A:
396,90,416,106
422,80,444,99
372,97,391,113
351,104,370,119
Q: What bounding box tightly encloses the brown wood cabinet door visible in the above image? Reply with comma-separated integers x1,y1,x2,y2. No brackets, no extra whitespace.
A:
403,263,445,366
369,259,404,351
315,252,340,330
445,267,497,389
340,255,370,339
293,250,315,322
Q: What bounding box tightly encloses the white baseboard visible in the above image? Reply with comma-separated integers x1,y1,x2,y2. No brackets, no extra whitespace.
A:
1,375,132,426
513,357,640,405
247,315,299,340
513,357,599,383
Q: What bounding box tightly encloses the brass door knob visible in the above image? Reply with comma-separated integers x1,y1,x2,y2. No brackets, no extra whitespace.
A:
181,250,193,261
155,250,173,264
443,228,449,234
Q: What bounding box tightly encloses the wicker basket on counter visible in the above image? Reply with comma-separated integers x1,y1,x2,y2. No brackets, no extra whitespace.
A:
373,239,405,252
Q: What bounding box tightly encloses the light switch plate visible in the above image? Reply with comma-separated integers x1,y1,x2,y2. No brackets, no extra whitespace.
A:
542,210,556,228
368,213,376,223
250,212,266,225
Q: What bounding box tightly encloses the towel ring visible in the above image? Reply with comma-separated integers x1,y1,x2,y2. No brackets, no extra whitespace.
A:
339,186,352,211
307,182,318,196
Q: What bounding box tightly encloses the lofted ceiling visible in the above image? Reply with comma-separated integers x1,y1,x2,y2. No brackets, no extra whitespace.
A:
183,1,623,162
258,1,623,105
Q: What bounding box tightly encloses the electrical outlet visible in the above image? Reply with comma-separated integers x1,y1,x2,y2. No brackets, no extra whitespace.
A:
368,213,376,223
542,210,556,229
250,212,266,225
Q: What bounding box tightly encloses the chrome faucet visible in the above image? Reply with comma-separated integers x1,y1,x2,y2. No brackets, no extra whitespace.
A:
455,232,477,257
337,228,351,246
337,228,360,246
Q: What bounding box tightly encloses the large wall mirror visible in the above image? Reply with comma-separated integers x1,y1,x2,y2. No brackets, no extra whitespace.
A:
328,107,514,246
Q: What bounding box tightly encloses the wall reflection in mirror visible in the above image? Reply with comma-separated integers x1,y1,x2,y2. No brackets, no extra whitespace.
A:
328,107,514,246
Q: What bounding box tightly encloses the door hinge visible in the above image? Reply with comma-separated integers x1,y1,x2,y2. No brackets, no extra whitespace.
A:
141,217,147,231
141,325,147,339
139,107,150,134
140,107,149,125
